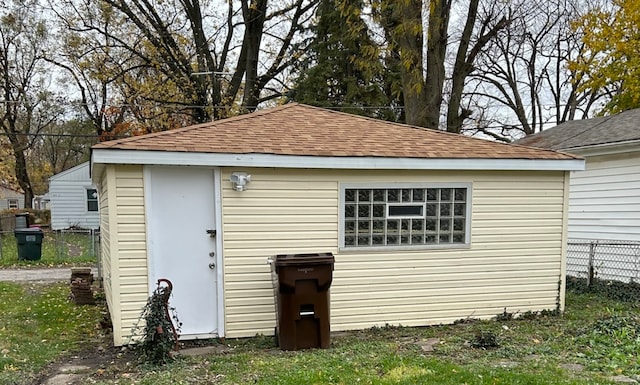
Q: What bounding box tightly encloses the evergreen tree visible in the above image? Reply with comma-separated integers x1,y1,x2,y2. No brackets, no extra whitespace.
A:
290,0,399,121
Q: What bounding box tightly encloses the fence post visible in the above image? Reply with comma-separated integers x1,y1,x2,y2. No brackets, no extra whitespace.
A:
96,230,102,288
90,228,95,259
587,241,596,287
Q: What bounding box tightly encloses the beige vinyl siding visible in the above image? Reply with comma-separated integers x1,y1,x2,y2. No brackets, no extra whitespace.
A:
222,169,339,336
100,165,148,346
97,167,114,335
221,169,567,338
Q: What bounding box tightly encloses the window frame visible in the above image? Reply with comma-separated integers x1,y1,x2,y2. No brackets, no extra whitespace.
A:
7,199,19,209
386,202,426,219
86,188,99,212
339,183,472,252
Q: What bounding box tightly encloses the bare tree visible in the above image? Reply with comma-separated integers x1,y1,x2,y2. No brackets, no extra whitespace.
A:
49,0,318,135
467,0,611,141
372,0,508,130
0,1,63,207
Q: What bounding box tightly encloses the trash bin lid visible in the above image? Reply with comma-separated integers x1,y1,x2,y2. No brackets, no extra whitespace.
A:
274,252,334,267
14,227,44,234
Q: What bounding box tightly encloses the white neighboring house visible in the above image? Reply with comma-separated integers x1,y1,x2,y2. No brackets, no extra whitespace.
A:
0,185,24,210
32,193,51,210
516,109,640,282
49,162,99,230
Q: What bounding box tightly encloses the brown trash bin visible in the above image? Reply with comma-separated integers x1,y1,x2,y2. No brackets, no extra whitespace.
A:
272,252,335,350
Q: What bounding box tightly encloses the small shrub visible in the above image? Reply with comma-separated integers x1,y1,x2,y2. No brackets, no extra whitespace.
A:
517,308,560,320
518,310,538,320
470,331,500,349
539,308,560,317
453,317,481,325
494,308,514,321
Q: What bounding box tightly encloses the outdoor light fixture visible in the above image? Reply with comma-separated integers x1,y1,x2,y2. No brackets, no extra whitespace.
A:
230,172,251,191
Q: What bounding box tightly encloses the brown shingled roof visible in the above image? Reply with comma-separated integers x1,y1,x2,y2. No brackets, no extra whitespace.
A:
93,103,578,160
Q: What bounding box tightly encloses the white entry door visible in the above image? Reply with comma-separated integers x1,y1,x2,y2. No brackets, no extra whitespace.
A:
145,166,220,337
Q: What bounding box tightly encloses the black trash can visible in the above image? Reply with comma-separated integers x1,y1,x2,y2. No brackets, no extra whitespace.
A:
15,213,29,229
272,252,335,350
14,228,44,261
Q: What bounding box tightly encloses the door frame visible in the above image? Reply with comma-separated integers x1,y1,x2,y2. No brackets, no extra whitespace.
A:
143,165,225,338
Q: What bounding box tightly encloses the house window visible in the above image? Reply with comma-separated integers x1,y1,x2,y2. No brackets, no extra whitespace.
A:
341,184,471,249
86,188,98,212
7,199,18,209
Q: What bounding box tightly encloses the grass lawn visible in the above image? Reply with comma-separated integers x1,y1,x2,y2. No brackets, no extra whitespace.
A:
0,281,106,385
2,281,639,385
0,231,97,267
92,286,638,384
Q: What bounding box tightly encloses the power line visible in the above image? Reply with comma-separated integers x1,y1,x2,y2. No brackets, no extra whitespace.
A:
0,132,103,138
0,98,588,110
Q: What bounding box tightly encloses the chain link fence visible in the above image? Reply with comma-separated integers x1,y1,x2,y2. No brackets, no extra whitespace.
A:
567,239,640,300
0,228,100,264
55,228,100,261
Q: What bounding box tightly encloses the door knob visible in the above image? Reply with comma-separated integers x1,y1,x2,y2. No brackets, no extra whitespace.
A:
209,263,216,269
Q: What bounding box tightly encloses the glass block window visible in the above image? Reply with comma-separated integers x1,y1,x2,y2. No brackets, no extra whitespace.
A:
343,186,469,248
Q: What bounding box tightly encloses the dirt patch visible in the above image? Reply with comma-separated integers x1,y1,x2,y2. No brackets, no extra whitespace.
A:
35,338,231,384
34,343,137,385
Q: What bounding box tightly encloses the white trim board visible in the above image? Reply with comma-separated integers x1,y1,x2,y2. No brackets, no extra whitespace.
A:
93,149,585,171
562,140,640,157
213,167,225,338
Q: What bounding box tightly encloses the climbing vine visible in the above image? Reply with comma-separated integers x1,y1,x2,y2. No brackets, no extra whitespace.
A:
131,279,181,365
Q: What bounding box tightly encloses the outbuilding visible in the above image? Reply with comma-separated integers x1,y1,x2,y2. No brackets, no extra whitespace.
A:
91,103,584,346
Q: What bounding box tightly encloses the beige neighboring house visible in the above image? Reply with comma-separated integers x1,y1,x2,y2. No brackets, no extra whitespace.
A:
91,103,584,346
0,185,24,210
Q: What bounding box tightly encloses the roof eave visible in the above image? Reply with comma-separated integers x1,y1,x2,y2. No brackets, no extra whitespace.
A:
561,139,640,157
91,149,585,171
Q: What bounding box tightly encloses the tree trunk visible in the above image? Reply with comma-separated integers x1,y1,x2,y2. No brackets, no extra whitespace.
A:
447,0,478,133
183,0,217,122
7,135,34,209
424,0,452,129
447,2,508,133
382,0,427,127
241,0,268,111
